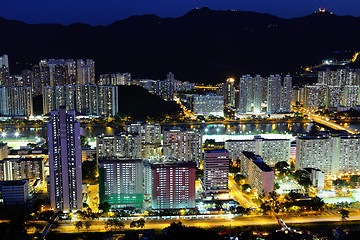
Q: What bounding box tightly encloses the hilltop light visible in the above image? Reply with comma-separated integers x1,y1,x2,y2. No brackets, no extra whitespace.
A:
227,78,235,83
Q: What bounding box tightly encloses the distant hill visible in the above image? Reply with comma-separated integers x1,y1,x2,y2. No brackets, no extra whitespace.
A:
1,8,360,83
117,86,180,120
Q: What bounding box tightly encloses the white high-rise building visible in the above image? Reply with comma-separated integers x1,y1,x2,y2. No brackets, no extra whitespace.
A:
296,135,360,178
267,75,282,113
163,129,202,165
304,84,327,109
225,136,291,166
238,75,253,114
0,54,9,68
342,85,360,108
253,75,263,114
192,94,224,117
281,75,292,112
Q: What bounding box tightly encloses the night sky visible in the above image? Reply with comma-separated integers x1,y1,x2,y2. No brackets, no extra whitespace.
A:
1,0,360,26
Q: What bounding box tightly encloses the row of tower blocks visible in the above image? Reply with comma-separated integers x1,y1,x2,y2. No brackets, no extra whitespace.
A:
1,109,360,208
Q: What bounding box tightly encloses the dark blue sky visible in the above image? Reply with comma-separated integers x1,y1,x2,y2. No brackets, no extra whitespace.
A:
1,0,360,26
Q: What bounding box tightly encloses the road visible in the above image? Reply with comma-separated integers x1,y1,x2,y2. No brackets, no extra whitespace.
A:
49,210,360,233
228,178,257,208
296,107,358,134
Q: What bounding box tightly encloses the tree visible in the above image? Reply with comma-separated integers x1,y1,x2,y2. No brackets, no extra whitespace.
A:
274,161,290,175
130,219,145,228
98,202,111,213
84,221,91,230
233,174,245,185
215,202,223,210
82,160,98,184
260,203,271,215
350,175,360,186
333,179,349,188
241,184,251,193
340,209,349,221
75,221,83,231
309,124,320,136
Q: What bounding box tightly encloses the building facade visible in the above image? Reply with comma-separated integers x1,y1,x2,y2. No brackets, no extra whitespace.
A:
48,107,82,211
204,150,230,196
151,161,196,209
99,158,143,207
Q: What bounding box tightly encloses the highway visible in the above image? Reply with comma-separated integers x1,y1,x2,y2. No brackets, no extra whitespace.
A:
48,210,360,233
296,107,358,134
228,178,257,208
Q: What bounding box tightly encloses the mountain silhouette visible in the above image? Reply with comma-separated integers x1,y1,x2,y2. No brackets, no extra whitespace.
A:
0,7,359,84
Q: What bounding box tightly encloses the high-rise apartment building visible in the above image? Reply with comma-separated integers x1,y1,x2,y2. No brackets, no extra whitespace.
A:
204,150,230,196
163,129,202,164
0,86,33,116
0,54,9,69
77,59,95,84
99,158,144,207
151,161,196,209
296,135,360,178
192,94,224,117
225,136,291,166
238,75,253,113
239,152,274,195
48,107,82,211
267,75,282,113
96,133,141,162
43,84,118,116
223,78,236,108
304,84,327,109
253,75,263,114
281,75,292,112
0,158,44,181
125,123,162,159
342,85,360,108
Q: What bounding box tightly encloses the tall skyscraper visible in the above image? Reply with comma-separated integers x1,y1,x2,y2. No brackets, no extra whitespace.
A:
281,75,292,112
253,75,263,114
0,54,9,69
267,75,282,114
48,107,82,211
238,75,253,113
204,150,230,196
223,78,236,108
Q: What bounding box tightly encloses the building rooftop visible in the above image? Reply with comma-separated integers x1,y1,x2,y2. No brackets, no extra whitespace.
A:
0,180,28,186
205,149,228,153
253,161,274,172
151,161,196,168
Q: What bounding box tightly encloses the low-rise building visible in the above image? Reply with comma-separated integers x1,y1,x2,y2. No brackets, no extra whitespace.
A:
304,168,325,189
0,180,29,205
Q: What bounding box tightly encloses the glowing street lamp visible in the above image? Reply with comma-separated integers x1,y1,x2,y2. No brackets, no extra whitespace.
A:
14,132,19,137
1,132,6,138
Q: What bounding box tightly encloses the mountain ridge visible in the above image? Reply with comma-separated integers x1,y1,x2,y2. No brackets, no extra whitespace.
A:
1,7,360,84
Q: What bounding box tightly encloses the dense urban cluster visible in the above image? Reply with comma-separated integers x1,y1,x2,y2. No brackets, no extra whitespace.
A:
2,53,360,239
